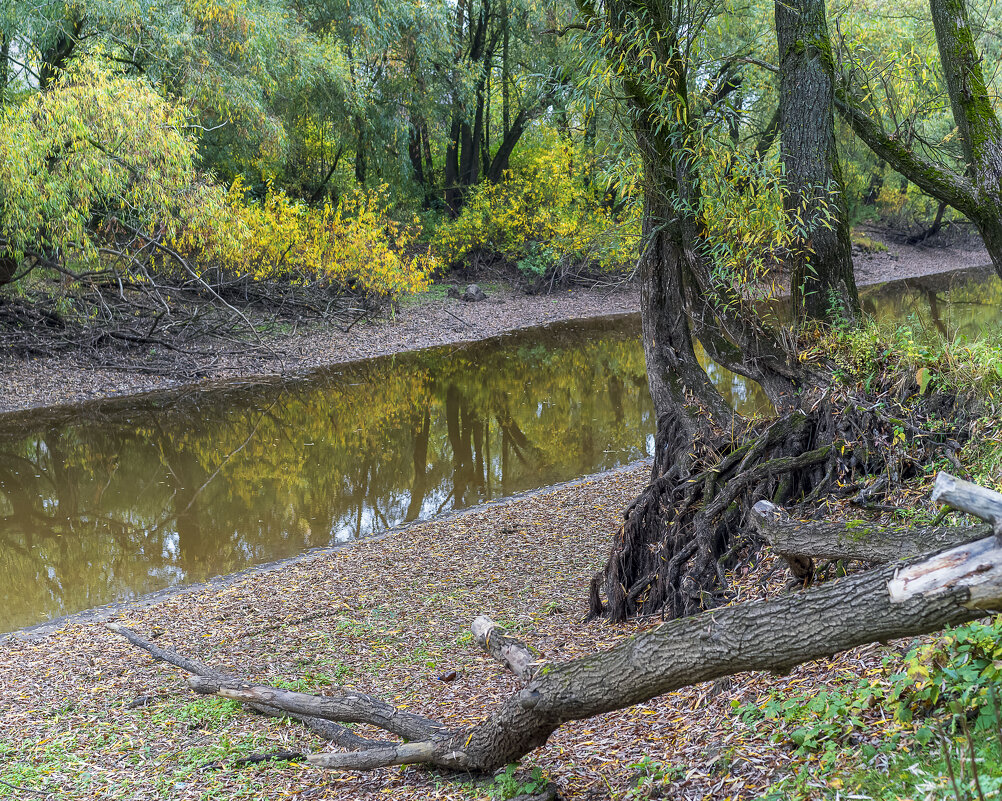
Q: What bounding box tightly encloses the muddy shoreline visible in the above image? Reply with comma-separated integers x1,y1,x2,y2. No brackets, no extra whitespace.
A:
0,229,990,416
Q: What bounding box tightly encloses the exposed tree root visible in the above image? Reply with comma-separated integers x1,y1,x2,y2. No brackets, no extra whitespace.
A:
590,379,972,622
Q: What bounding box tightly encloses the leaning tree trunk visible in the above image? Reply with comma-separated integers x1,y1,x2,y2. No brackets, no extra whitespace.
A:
837,0,1002,280
590,4,824,622
110,474,1002,775
776,0,859,322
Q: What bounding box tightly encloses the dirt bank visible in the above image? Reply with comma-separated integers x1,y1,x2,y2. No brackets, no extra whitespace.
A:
851,223,989,284
0,282,640,415
0,227,992,416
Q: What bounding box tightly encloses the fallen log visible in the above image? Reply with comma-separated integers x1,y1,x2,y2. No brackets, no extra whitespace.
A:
751,499,989,565
932,472,1002,536
106,623,390,750
109,509,1002,773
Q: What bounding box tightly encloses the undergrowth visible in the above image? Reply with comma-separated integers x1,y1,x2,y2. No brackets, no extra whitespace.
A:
742,617,1002,799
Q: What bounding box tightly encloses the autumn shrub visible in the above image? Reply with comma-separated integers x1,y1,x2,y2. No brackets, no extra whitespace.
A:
180,181,438,299
432,133,639,280
0,53,435,303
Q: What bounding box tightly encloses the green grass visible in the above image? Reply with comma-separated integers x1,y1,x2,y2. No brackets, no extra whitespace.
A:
743,616,1002,799
851,230,889,253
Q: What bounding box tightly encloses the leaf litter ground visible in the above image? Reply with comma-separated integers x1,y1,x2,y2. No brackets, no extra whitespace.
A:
0,463,939,800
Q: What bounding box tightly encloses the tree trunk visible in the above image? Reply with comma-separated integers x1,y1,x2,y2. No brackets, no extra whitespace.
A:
111,476,1002,774
445,114,463,215
38,15,82,90
836,0,1002,280
588,0,810,623
353,116,367,185
776,0,859,322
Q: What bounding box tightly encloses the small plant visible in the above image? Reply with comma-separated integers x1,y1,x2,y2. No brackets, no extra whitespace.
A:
489,764,548,800
624,756,684,798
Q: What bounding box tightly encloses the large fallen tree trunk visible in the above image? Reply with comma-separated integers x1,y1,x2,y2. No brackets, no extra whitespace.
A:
109,474,1002,775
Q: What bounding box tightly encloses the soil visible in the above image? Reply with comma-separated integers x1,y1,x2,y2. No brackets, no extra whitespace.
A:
851,223,990,285
0,225,992,416
0,460,915,800
0,282,640,415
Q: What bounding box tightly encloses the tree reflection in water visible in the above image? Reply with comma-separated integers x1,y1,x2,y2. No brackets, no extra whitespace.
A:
0,317,668,630
4,268,997,632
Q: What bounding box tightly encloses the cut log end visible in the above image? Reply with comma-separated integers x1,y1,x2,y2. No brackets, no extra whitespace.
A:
933,472,1002,536
887,536,1002,608
472,617,545,681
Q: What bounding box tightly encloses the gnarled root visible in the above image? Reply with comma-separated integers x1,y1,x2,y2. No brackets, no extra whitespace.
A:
590,388,971,622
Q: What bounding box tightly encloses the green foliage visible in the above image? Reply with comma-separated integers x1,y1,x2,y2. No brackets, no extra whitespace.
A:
889,618,1002,729
698,145,798,301
623,756,684,798
433,132,639,280
737,617,1002,798
0,53,198,266
820,320,1002,400
489,765,548,800
736,678,909,773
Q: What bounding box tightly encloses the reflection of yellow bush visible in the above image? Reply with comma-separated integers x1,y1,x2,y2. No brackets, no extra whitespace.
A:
433,136,638,275
179,181,438,299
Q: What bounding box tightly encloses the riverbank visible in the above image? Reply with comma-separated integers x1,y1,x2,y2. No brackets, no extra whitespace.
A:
0,282,640,414
0,460,901,800
0,227,991,415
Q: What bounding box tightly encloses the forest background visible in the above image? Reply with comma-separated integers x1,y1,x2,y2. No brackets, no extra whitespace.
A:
0,0,978,338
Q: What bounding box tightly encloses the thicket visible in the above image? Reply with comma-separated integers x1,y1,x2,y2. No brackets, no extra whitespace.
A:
5,0,993,333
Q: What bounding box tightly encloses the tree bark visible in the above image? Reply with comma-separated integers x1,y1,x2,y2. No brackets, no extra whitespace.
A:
752,499,989,566
776,0,859,322
932,472,1002,536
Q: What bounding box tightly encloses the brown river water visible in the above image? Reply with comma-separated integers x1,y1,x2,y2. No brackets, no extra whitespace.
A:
1,267,999,632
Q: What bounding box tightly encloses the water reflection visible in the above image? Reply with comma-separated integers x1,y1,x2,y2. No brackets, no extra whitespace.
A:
0,317,662,631
3,268,996,632
860,265,1002,340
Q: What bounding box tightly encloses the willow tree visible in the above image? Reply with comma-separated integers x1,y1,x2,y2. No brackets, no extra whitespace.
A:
776,0,858,321
837,0,1002,279
577,0,889,622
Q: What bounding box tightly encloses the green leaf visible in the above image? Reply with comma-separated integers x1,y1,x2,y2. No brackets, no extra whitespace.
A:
916,367,933,395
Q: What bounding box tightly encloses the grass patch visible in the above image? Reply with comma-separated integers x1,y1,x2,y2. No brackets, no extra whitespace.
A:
851,230,889,253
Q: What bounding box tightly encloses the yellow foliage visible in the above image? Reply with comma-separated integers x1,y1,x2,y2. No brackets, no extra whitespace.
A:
433,134,639,275
698,145,793,298
178,181,438,299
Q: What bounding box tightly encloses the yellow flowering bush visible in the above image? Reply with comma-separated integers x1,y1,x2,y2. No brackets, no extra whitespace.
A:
178,181,439,299
433,135,639,277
